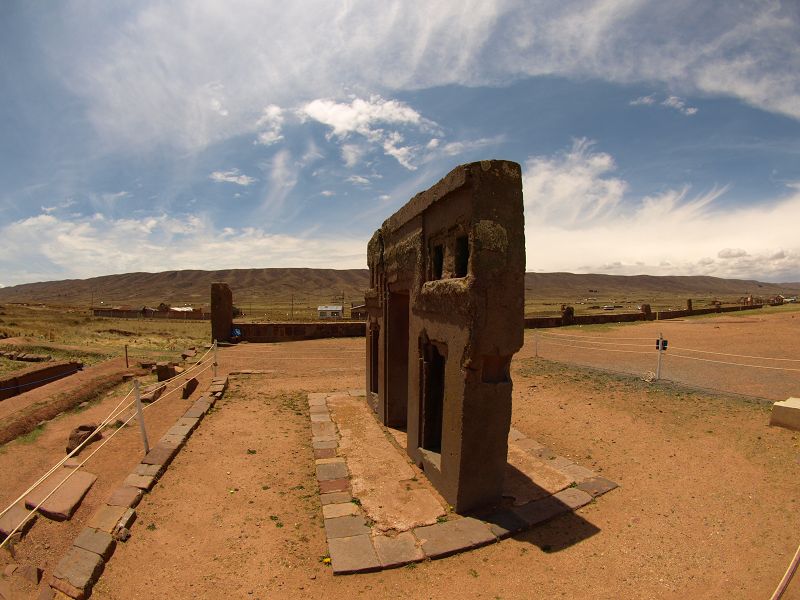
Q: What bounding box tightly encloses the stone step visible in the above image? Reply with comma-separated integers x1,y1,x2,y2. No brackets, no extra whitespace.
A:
25,469,97,521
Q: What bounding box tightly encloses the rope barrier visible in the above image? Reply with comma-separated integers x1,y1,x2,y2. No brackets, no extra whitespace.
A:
668,346,800,362
770,543,800,600
537,333,652,348
540,339,654,356
534,331,653,341
667,353,800,372
0,369,85,393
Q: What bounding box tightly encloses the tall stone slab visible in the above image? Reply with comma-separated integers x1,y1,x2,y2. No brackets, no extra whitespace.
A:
365,160,525,513
210,282,233,343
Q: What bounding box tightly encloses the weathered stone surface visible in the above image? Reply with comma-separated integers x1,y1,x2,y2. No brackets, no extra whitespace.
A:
66,425,100,454
314,448,337,460
316,461,349,482
307,393,327,404
140,383,165,404
553,487,593,510
309,405,329,414
25,470,97,521
770,397,800,431
328,535,380,575
312,440,338,450
0,503,36,539
318,478,349,494
310,413,331,423
413,517,496,559
559,463,596,482
320,492,352,506
311,421,337,437
182,404,207,419
123,474,155,491
155,362,176,382
482,508,529,539
142,444,178,466
322,502,359,519
51,546,104,599
508,427,526,442
159,433,186,450
514,437,544,453
512,496,569,527
36,585,54,600
373,532,424,568
20,564,42,584
576,476,619,498
3,564,17,577
73,528,116,560
87,505,128,534
181,377,198,399
107,486,143,508
324,515,370,539
347,388,366,397
312,435,337,444
133,463,162,478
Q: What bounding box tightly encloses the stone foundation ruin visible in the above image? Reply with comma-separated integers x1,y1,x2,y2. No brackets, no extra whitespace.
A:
365,160,525,513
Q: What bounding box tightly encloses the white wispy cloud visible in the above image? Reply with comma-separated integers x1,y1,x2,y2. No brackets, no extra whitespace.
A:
209,169,257,186
346,175,371,185
522,140,800,280
630,95,656,106
45,2,799,153
256,104,284,145
662,95,698,116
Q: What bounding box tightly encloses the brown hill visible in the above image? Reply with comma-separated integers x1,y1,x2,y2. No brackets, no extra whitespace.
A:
0,269,798,310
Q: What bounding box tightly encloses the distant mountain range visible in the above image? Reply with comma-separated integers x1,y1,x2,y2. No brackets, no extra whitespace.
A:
0,268,798,308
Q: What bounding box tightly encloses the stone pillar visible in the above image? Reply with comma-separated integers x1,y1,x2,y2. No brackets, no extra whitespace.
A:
210,282,233,343
686,299,693,312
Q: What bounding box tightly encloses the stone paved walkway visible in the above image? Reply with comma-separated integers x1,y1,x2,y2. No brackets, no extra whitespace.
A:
310,391,619,574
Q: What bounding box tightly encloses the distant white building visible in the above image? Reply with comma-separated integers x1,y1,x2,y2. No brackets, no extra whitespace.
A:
317,305,343,319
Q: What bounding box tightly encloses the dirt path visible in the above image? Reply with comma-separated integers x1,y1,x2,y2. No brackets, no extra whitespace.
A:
80,335,800,600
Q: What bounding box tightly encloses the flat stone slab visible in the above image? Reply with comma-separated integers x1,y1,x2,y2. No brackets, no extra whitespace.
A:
770,397,800,431
577,476,619,497
325,515,370,539
503,444,572,505
553,487,593,510
320,492,352,505
107,486,143,508
310,413,331,423
323,502,359,519
373,532,424,568
51,545,104,599
160,432,187,449
123,473,155,491
0,503,36,539
314,448,337,459
512,495,570,527
134,463,162,477
166,423,193,438
25,469,97,521
328,534,380,574
316,462,349,481
413,517,496,559
311,421,337,437
87,504,129,534
559,463,596,482
481,508,529,539
142,444,178,466
319,478,349,494
183,404,208,419
313,440,338,450
73,527,116,560
309,405,329,414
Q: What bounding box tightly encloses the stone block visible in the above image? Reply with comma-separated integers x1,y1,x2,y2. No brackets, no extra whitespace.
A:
482,508,529,539
770,398,800,431
309,405,329,414
51,546,104,600
181,377,198,399
133,463,162,478
515,438,544,453
320,492,352,506
312,435,337,444
314,448,337,460
508,427,526,442
559,463,596,482
311,422,337,437
328,534,380,575
25,470,97,521
553,487,593,510
324,515,370,539
576,476,619,498
0,503,36,540
413,517,496,559
310,413,331,423
107,486,143,508
20,564,43,584
159,433,186,450
155,362,176,382
73,528,116,560
322,502,359,519
316,461,349,482
87,505,129,534
142,444,178,467
66,425,100,454
123,474,155,491
318,478,349,494
512,496,569,527
373,532,424,568
312,440,338,450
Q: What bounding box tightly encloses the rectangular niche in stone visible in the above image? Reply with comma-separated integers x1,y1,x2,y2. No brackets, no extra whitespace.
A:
364,160,525,513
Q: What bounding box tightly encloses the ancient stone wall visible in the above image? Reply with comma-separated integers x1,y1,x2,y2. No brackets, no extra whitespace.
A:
365,160,525,513
0,361,83,401
210,282,233,343
237,321,365,342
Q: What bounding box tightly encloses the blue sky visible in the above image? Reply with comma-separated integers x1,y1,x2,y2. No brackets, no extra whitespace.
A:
1,1,799,286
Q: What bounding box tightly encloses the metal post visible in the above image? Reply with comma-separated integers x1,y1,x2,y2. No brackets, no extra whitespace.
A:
656,333,663,380
534,331,539,357
124,344,129,368
134,380,150,455
213,340,218,378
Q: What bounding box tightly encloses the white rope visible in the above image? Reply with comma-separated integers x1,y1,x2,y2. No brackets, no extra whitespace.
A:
770,542,800,600
667,353,800,372
540,339,654,356
668,346,800,363
538,333,652,348
534,331,652,341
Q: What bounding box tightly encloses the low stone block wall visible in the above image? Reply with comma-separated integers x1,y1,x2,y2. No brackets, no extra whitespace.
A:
0,361,83,401
236,321,366,343
525,304,764,329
